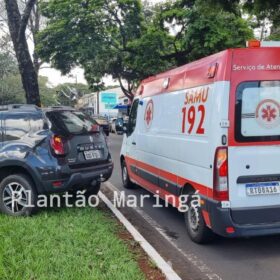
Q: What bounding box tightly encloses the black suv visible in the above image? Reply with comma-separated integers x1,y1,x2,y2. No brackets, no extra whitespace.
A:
0,105,113,216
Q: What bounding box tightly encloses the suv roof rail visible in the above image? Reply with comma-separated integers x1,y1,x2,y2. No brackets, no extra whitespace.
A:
0,105,8,111
44,106,75,111
0,104,40,111
51,105,74,109
11,104,40,110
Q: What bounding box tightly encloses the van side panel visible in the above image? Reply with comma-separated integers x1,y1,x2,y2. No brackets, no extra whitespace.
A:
127,81,230,200
139,49,232,98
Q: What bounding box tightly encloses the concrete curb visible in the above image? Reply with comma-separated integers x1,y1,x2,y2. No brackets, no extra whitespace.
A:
99,191,182,280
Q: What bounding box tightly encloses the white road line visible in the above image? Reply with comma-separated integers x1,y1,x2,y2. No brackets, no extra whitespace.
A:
99,191,182,280
103,181,223,280
104,181,120,192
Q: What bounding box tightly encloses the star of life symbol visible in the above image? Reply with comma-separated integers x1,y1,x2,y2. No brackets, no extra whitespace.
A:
262,105,276,121
256,99,280,129
144,100,154,128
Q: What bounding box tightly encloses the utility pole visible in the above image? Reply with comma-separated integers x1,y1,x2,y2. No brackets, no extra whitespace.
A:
97,91,100,115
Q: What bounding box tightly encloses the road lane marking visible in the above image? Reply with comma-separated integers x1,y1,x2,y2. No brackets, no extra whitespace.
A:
103,181,223,280
99,191,182,280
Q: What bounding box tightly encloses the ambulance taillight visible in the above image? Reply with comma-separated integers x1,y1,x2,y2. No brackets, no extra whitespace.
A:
213,147,229,201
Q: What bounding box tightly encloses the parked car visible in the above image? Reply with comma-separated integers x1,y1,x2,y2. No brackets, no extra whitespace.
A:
120,41,280,243
92,115,110,136
0,105,113,216
114,118,124,134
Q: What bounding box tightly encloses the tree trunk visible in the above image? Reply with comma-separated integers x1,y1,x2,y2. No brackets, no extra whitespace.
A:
17,39,41,105
4,0,41,106
30,4,41,75
118,77,135,101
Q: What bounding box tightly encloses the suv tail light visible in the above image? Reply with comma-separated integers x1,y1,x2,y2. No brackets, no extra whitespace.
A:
50,135,67,156
213,147,229,201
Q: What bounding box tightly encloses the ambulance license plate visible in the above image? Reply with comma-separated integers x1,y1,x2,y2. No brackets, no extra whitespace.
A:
84,150,101,160
246,182,280,196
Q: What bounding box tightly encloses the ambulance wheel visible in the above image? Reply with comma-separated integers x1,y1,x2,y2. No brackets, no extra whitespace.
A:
185,198,214,244
121,160,134,189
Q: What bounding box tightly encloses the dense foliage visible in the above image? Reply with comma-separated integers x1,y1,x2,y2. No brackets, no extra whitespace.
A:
37,0,253,99
0,52,89,106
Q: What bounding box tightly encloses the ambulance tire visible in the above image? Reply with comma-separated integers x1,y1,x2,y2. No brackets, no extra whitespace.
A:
185,198,214,244
121,160,135,189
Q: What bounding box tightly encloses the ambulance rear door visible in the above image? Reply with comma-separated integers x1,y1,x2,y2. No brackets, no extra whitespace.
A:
227,48,280,225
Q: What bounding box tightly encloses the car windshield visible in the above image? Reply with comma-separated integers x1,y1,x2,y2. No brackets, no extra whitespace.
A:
46,110,98,135
116,118,124,125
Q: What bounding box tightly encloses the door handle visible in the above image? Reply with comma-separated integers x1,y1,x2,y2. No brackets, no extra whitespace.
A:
132,141,136,145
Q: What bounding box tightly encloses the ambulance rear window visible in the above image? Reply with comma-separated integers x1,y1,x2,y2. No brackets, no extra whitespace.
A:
235,81,280,142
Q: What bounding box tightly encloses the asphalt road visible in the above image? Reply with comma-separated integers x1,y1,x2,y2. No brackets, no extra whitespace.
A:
106,133,280,280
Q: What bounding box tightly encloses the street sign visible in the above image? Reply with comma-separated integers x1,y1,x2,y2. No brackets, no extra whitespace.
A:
101,92,117,105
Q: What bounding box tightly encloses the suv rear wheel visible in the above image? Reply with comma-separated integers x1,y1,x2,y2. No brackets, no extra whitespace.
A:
0,174,37,216
121,160,135,189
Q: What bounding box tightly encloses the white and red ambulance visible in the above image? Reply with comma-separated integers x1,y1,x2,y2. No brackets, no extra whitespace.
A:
120,40,280,243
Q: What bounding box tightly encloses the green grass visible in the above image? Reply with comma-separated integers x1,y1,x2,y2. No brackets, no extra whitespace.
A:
0,207,145,280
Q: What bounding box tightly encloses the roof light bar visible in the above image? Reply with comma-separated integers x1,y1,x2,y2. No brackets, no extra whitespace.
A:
246,40,280,48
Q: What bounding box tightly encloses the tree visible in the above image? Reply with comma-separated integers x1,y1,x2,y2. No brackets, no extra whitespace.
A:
4,0,41,106
38,76,57,106
243,0,280,40
0,52,18,78
0,49,56,106
212,0,280,40
38,0,144,101
0,51,23,104
243,0,280,24
0,74,57,106
125,0,252,76
53,83,92,107
37,0,253,101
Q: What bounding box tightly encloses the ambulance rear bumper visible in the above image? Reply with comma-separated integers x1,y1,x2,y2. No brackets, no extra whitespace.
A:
205,198,280,238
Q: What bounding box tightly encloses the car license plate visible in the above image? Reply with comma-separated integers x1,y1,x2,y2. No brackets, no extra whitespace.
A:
84,150,101,160
246,182,280,196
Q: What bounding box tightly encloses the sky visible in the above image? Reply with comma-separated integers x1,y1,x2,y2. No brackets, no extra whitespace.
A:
39,66,119,88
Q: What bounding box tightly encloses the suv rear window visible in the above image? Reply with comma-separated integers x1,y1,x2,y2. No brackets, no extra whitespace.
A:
235,81,280,142
46,110,98,135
